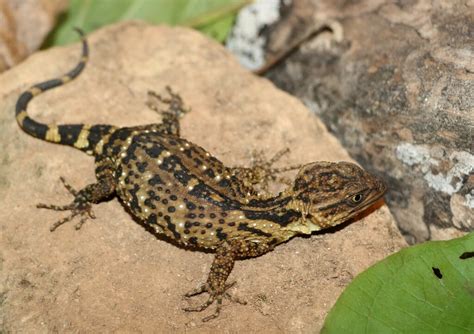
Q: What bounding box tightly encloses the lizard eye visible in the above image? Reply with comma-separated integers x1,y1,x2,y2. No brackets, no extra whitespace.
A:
351,193,364,203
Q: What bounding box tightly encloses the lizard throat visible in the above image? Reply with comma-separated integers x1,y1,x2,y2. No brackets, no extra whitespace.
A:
283,218,322,235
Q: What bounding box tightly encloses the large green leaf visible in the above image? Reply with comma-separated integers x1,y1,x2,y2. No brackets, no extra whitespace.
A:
46,0,251,46
322,233,474,333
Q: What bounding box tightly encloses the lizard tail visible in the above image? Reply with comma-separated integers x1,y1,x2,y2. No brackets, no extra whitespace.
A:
15,28,116,156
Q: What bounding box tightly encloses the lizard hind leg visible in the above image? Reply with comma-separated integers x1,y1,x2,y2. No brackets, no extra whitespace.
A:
146,86,190,136
37,176,97,231
37,157,116,231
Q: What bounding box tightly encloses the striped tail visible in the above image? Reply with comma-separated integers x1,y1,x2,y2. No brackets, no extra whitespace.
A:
15,28,116,156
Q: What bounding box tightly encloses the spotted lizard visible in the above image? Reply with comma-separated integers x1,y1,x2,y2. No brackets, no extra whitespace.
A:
15,30,387,321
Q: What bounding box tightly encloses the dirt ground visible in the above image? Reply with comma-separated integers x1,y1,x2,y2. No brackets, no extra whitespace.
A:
0,22,407,333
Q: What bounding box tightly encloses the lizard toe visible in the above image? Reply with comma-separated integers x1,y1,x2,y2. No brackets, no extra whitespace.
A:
37,191,95,232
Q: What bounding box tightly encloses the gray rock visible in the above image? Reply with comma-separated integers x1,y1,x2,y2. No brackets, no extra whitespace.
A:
265,0,473,243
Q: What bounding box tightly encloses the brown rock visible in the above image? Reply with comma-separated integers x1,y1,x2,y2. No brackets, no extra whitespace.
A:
265,0,474,243
0,0,66,72
0,22,406,333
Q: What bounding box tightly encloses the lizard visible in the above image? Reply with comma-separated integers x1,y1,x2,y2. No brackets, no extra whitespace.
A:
15,29,387,322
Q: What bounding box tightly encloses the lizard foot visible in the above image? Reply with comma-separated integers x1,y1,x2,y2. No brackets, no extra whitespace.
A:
37,177,96,231
183,281,246,322
246,148,303,192
146,86,190,118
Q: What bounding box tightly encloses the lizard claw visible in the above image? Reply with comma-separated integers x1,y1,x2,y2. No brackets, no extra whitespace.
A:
183,281,246,322
146,86,190,118
37,177,95,231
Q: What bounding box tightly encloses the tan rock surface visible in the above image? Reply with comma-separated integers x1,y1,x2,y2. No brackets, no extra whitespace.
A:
0,0,67,72
0,22,406,333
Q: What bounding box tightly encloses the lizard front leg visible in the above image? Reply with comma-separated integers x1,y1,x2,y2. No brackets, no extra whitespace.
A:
230,148,302,197
184,240,272,321
37,156,116,231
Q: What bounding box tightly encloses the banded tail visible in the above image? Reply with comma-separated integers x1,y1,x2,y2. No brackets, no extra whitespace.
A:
15,28,116,156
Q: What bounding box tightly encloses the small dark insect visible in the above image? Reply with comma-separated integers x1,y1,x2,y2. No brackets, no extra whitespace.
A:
432,267,443,279
459,251,474,260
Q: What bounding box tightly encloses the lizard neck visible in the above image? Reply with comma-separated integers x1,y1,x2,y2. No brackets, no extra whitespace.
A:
237,192,321,243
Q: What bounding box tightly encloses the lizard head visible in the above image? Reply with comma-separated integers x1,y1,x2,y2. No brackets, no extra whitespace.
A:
285,161,386,234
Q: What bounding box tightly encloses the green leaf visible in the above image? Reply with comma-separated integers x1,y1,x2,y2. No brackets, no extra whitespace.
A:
45,0,251,46
322,233,474,334
197,13,236,43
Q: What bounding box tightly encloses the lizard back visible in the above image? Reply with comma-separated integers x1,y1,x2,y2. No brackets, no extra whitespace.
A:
106,130,303,249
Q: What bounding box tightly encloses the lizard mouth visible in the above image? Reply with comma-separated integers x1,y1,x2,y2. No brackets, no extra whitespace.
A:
312,183,387,228
361,191,385,210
